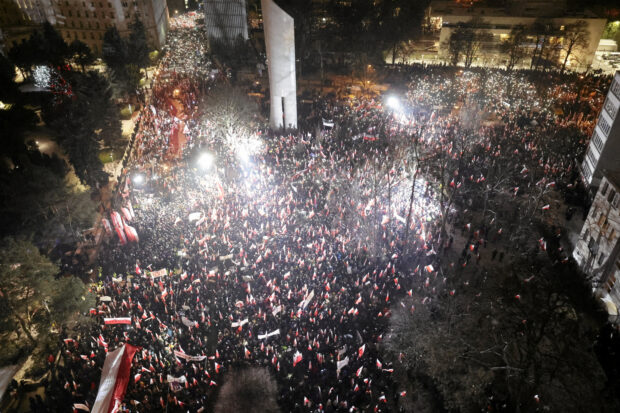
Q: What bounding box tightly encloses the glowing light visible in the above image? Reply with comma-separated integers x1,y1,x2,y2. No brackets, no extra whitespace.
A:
133,174,144,185
386,96,401,110
198,152,215,170
33,66,52,89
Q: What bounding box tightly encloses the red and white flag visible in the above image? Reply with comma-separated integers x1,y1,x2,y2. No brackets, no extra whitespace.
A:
103,318,131,325
293,351,303,367
358,344,365,358
91,344,138,413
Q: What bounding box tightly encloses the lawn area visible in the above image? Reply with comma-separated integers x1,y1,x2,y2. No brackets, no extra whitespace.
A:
98,148,125,164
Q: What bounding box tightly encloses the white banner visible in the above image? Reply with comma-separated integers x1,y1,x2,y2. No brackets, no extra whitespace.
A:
231,319,249,328
258,329,280,340
173,350,206,362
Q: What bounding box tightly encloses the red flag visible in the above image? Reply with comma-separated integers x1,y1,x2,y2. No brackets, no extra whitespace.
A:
358,344,365,358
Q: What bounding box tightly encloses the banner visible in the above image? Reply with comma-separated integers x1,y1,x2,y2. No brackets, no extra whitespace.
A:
150,269,167,278
231,319,248,328
188,212,202,222
258,329,280,340
299,290,314,309
92,344,138,413
104,318,132,325
173,350,206,362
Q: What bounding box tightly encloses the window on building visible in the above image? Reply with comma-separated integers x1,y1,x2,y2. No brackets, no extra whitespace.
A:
592,131,604,152
583,160,592,180
609,229,616,242
85,11,89,18
96,21,99,28
82,32,86,39
598,212,606,226
588,236,596,252
604,97,618,119
611,80,620,99
90,32,94,39
110,12,114,18
108,2,112,7
608,188,617,204
598,252,605,265
122,1,128,7
587,148,597,166
68,10,72,17
613,193,620,208
602,182,609,196
599,116,611,136
77,11,81,17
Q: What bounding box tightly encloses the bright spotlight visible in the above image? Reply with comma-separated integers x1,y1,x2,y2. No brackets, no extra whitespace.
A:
237,146,250,163
133,174,144,185
386,96,401,110
197,152,214,170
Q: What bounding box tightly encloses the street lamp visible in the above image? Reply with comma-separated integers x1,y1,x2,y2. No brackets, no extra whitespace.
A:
133,173,144,185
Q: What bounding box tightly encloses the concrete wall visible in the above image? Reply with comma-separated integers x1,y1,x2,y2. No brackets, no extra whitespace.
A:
261,0,297,129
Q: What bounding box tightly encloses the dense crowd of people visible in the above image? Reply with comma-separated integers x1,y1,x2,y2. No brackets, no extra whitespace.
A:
36,13,613,413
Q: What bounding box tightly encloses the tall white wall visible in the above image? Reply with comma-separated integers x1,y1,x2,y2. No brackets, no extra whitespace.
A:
261,0,297,129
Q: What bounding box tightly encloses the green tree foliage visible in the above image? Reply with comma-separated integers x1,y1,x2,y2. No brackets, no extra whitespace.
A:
70,40,95,72
385,256,616,412
127,17,150,75
0,53,17,99
0,238,94,348
41,22,71,67
7,23,70,77
42,71,121,187
102,26,127,73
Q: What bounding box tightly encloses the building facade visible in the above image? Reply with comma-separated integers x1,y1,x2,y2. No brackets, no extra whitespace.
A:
574,172,620,320
581,71,620,187
203,0,247,45
426,0,606,71
0,0,169,55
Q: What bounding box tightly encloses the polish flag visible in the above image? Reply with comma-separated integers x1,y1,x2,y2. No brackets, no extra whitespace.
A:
91,344,138,413
400,391,407,397
356,366,363,377
244,348,251,359
425,265,434,273
293,351,303,367
103,317,131,325
214,362,221,373
542,204,550,210
134,374,141,383
358,344,365,358
376,359,382,369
